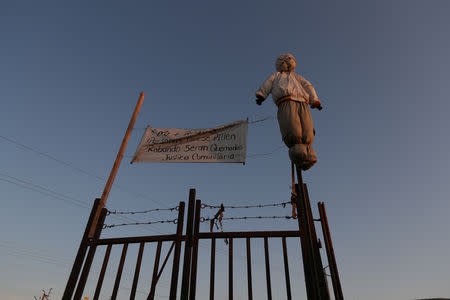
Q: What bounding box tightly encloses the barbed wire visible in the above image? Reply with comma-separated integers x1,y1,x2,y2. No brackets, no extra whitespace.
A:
107,205,179,215
201,201,291,210
103,218,178,229
200,215,294,223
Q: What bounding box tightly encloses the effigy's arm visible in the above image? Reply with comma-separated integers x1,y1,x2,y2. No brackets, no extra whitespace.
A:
296,75,322,109
255,73,277,104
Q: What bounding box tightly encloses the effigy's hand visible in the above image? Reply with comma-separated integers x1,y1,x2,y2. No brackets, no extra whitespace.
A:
255,97,264,105
311,100,322,110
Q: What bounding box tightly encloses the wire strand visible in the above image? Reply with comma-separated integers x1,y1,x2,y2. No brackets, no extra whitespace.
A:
0,134,168,207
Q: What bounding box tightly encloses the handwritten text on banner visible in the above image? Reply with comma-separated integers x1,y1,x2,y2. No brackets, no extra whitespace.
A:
131,120,248,163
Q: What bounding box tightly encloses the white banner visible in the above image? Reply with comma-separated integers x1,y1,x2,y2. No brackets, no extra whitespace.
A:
131,120,248,163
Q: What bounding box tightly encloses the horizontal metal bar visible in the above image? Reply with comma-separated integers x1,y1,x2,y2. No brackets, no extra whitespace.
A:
94,234,186,246
198,231,301,239
93,230,301,246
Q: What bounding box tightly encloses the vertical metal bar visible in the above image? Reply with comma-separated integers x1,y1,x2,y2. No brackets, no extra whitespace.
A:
169,201,185,300
304,185,330,300
229,238,233,300
282,237,292,300
111,243,129,300
246,237,253,300
148,241,163,300
295,172,319,300
181,189,196,299
209,238,216,300
73,207,107,300
264,237,272,300
130,242,145,300
90,92,146,237
93,244,112,300
189,199,201,300
318,202,344,300
297,167,329,299
62,198,101,300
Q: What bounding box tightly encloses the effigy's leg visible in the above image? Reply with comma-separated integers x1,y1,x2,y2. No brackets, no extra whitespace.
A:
298,102,314,145
277,101,317,171
277,101,302,148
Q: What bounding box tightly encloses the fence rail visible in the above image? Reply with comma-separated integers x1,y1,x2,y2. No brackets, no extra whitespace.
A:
63,183,343,300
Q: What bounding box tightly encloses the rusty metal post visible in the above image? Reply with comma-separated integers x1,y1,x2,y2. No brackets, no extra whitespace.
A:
304,185,331,300
294,181,318,299
295,165,331,300
73,207,107,300
181,189,196,299
169,201,185,300
189,199,201,300
295,168,322,300
318,202,344,300
62,198,101,300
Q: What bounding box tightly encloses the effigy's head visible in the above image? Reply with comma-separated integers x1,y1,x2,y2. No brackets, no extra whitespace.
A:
275,54,297,72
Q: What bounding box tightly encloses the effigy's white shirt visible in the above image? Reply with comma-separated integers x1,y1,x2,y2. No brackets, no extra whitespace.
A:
255,72,320,106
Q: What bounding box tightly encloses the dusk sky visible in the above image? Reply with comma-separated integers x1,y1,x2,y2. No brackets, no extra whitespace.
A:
1,1,450,299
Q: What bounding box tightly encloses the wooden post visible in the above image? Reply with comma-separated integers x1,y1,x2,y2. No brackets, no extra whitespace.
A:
89,92,145,237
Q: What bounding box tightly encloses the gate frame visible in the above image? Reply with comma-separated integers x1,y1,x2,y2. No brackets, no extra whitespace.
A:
63,179,343,300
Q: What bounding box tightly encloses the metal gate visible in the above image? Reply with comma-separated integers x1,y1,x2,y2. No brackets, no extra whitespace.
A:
62,182,343,300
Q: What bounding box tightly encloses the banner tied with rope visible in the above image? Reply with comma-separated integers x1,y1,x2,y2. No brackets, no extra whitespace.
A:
131,120,248,163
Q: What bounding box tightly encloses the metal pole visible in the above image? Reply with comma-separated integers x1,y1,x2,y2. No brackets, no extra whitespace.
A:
181,189,196,299
130,242,145,300
228,238,233,300
169,201,185,300
282,237,292,300
294,179,317,299
264,237,272,300
209,238,216,300
246,237,253,300
295,165,330,300
62,198,101,300
73,207,107,300
318,202,344,300
304,185,330,300
93,244,112,300
189,199,201,300
111,243,129,300
148,241,162,300
89,92,145,237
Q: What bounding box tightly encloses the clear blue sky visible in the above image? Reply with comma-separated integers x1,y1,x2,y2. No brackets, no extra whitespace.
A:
1,1,450,299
